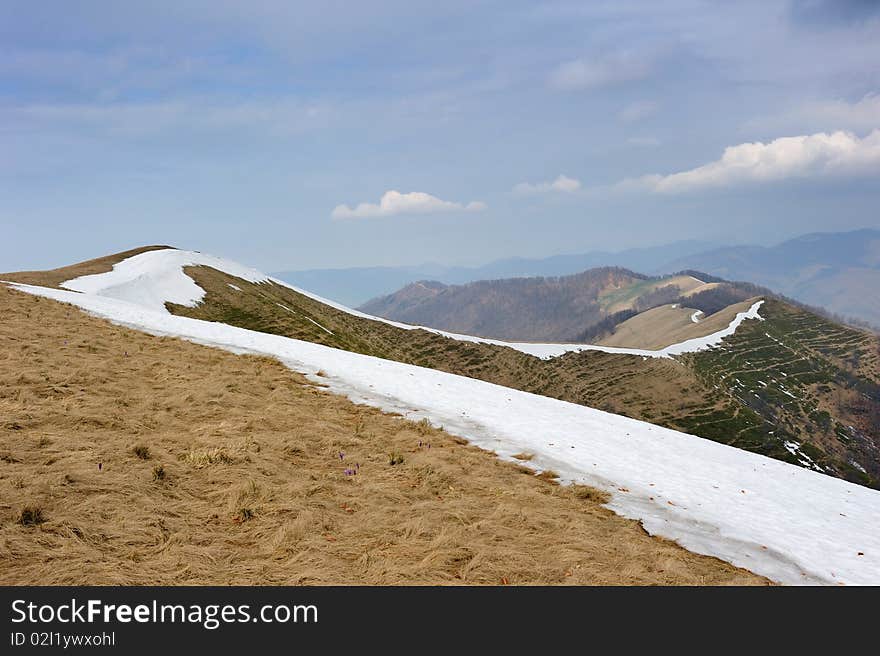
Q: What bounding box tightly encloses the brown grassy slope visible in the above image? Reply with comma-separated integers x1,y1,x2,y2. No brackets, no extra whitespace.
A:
599,300,753,349
175,266,880,487
180,265,880,487
173,266,788,458
0,245,172,288
0,286,765,585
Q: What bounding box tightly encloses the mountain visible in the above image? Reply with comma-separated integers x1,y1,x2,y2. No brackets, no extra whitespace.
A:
361,267,654,342
360,268,743,343
274,240,718,307
658,229,880,327
278,230,880,328
4,246,880,584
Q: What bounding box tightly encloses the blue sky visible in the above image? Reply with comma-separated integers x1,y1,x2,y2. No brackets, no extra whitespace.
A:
2,0,879,271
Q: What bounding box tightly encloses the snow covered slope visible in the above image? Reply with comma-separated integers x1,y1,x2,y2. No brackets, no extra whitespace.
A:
7,259,880,584
56,248,764,360
60,249,269,314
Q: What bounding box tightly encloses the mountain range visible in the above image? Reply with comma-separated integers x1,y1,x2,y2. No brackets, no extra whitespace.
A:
278,229,880,327
275,240,718,308
359,268,753,343
662,229,880,327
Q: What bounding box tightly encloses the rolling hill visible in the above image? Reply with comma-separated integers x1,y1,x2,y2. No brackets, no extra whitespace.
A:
359,268,749,344
275,240,718,308
359,267,655,342
3,246,880,584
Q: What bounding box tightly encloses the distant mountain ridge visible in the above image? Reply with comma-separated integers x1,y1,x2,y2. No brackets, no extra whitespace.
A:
359,267,750,343
275,240,717,307
659,229,880,327
277,230,880,327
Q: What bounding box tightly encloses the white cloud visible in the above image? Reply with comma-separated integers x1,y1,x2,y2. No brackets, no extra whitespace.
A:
747,94,880,133
620,130,880,193
331,190,487,220
549,52,652,91
619,100,659,123
513,174,582,195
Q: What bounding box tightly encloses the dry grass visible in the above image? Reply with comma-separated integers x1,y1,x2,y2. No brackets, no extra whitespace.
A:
599,300,755,350
172,265,748,439
0,285,767,585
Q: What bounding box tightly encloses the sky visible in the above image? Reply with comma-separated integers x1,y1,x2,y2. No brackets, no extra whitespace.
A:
2,0,880,272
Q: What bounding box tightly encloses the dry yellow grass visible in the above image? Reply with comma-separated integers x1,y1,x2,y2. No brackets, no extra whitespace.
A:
599,299,757,349
0,285,767,585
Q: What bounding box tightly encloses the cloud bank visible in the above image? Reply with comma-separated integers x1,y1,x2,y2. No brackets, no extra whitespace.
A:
331,190,487,220
623,129,880,193
513,174,582,194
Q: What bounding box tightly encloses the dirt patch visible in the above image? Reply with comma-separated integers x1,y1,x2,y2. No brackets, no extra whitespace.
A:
0,285,766,585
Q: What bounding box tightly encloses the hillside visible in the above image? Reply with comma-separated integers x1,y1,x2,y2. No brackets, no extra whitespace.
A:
8,247,876,490
166,264,880,489
5,247,880,584
276,240,718,307
0,285,765,585
660,229,880,327
359,268,722,342
597,300,752,350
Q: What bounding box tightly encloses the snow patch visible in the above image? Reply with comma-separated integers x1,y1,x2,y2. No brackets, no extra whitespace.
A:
61,249,269,314
305,316,334,335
